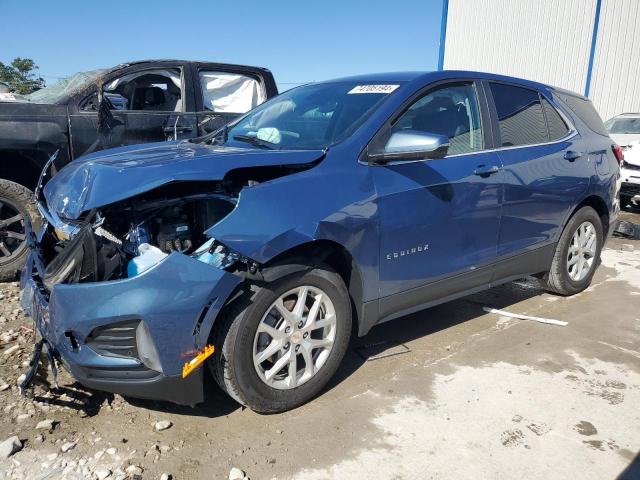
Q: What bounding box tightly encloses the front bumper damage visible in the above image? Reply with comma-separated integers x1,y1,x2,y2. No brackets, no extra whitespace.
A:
20,243,240,405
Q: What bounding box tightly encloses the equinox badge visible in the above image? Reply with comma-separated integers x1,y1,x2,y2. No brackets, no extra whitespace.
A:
386,244,430,260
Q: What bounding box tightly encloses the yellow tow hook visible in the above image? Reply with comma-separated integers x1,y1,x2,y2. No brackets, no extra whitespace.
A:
182,344,215,379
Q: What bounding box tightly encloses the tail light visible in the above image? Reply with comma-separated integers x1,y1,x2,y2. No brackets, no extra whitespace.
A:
612,144,624,165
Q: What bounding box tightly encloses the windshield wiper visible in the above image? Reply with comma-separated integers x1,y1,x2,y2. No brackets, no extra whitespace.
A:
211,124,229,145
233,134,275,150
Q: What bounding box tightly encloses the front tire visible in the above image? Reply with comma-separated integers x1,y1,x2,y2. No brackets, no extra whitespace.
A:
210,264,352,413
543,206,603,296
0,180,41,282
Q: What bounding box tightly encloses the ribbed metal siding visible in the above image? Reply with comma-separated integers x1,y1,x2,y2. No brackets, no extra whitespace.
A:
589,0,640,120
444,0,597,94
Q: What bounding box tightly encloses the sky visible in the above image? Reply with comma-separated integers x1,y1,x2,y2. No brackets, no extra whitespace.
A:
0,0,444,90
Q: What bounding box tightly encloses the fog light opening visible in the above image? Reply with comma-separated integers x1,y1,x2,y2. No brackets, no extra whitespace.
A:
64,331,79,351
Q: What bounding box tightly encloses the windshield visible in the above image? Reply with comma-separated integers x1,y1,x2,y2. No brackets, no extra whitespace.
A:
25,69,107,104
203,81,403,150
605,117,640,134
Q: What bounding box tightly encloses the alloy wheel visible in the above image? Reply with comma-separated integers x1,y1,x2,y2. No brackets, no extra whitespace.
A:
567,221,597,281
253,286,337,390
0,199,26,266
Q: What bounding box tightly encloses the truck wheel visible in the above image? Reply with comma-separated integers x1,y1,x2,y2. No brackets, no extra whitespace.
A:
210,264,352,413
620,194,631,209
543,206,603,296
0,180,41,282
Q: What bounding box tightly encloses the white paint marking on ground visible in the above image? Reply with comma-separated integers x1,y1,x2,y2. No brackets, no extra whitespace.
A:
598,341,640,361
293,353,640,480
483,307,568,326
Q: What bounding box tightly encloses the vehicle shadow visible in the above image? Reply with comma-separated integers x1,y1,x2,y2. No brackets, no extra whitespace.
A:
124,377,241,418
31,385,115,418
119,279,546,418
617,450,640,479
325,278,547,393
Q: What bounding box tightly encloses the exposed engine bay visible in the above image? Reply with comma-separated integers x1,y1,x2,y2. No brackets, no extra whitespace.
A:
37,182,252,289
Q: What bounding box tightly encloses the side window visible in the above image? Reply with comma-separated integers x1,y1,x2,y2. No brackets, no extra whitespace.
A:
556,93,608,136
102,68,183,112
391,83,484,155
542,98,569,141
490,83,547,147
199,71,266,113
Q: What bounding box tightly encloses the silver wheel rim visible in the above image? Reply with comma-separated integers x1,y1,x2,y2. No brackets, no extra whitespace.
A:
567,221,597,281
253,286,337,390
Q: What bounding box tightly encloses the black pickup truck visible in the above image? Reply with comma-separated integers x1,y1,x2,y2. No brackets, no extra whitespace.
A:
0,59,278,280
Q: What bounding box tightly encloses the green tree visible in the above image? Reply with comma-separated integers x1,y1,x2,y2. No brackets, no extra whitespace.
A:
0,58,46,94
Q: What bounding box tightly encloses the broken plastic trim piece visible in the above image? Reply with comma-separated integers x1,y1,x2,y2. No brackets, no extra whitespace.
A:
182,344,215,379
19,338,59,395
482,307,568,326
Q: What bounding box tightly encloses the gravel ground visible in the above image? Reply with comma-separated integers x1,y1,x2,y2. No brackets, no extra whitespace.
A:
0,208,638,480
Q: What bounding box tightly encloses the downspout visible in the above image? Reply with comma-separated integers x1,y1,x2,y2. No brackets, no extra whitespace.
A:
584,0,602,97
437,0,450,71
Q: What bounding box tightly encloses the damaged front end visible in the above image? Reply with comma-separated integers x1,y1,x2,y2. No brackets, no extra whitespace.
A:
20,142,325,404
20,182,251,405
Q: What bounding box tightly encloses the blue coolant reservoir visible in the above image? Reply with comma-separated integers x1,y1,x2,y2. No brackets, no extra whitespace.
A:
127,244,168,277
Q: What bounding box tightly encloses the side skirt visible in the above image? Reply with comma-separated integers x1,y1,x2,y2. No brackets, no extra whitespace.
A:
358,243,556,336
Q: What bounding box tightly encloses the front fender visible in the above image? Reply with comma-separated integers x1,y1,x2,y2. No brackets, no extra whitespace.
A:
207,162,380,302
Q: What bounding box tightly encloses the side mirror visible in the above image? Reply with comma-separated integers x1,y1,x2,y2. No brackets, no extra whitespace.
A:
369,130,450,164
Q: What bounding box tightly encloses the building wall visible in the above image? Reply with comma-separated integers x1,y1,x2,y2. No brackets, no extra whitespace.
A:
443,0,640,121
443,0,596,93
589,0,640,120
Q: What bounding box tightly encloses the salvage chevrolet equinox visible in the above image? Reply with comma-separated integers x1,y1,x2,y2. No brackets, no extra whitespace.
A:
21,71,621,413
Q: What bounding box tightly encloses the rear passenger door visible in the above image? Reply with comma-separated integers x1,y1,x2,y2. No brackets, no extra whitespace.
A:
486,82,589,259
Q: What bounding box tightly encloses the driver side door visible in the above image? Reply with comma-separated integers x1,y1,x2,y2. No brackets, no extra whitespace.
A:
370,81,503,318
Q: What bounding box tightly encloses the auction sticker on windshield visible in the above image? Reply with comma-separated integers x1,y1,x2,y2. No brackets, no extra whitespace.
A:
348,85,400,94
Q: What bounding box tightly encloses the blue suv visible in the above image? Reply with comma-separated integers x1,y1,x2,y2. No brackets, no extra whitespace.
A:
21,71,621,413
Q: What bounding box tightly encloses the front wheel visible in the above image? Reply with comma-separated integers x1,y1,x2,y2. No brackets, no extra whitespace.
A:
210,265,352,413
543,206,604,295
0,180,41,282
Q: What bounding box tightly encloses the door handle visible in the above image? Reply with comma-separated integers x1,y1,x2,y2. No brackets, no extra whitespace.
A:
473,165,500,177
564,150,582,162
163,125,193,134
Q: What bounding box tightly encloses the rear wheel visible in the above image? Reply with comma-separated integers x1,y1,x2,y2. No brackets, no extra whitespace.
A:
210,265,352,413
0,180,41,282
543,206,603,295
620,194,631,209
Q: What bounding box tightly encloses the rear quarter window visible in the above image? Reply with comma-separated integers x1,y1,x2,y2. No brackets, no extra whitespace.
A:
556,93,608,137
541,98,570,141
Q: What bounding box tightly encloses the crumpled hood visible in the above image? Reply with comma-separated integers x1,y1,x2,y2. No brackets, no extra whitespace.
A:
43,141,324,219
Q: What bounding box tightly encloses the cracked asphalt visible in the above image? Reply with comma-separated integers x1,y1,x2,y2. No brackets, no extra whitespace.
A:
0,209,638,480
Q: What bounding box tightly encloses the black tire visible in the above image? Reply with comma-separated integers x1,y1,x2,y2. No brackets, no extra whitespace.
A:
210,264,352,413
0,180,41,282
543,206,603,296
620,194,631,210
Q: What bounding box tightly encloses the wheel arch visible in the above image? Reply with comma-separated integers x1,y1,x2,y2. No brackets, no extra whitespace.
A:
0,149,49,191
570,194,611,237
259,239,365,338
210,239,367,344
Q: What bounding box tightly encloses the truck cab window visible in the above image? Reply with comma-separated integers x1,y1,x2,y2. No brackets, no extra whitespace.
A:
103,68,183,112
199,71,266,113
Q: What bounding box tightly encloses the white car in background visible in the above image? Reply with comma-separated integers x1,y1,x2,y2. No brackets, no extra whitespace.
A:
606,113,640,207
